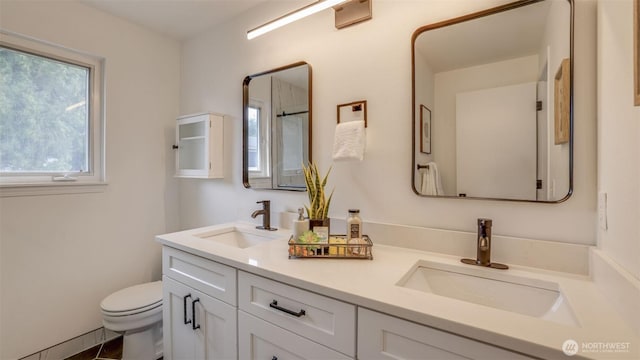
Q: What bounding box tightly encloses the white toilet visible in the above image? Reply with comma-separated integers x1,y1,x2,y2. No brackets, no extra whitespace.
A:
101,281,163,360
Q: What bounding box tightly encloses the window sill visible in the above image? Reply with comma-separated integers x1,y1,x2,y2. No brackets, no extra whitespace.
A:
0,182,108,197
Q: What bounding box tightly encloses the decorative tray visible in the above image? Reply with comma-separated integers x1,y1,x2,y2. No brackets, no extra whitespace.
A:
288,234,373,260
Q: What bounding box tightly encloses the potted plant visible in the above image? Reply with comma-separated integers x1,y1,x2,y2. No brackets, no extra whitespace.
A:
302,162,333,238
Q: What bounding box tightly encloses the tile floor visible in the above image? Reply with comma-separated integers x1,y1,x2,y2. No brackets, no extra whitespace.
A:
64,336,123,360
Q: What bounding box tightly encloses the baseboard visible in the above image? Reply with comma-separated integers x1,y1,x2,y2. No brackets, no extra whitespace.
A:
18,327,120,360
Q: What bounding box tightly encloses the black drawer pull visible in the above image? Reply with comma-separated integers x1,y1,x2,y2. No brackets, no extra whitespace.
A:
183,294,192,325
269,300,306,317
192,298,201,330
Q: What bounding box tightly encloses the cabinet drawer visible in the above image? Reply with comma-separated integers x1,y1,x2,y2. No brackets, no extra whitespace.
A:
358,308,535,360
163,247,236,306
239,311,352,360
238,271,356,357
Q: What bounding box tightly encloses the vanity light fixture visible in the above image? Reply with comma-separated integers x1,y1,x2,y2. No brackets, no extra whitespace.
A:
247,0,372,40
247,0,348,39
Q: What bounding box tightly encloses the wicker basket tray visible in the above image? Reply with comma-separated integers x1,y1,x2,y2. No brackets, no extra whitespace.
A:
288,234,373,260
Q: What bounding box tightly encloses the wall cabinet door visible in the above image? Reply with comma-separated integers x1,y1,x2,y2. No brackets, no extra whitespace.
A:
175,113,224,179
163,276,237,360
358,308,534,360
238,311,352,360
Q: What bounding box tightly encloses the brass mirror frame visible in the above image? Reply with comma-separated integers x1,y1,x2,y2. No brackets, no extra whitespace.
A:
411,0,574,203
242,61,312,190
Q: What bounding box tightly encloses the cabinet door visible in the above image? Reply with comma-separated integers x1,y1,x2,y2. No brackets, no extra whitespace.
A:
176,114,210,178
163,276,197,360
175,113,224,179
163,276,237,360
238,311,352,360
358,308,534,360
193,288,237,360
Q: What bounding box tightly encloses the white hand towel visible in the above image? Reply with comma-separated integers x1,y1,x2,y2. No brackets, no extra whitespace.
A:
420,162,444,196
428,162,444,196
420,168,430,194
332,120,365,161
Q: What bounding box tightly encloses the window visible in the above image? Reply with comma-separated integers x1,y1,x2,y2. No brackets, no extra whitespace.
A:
247,106,261,172
248,100,269,178
0,31,105,193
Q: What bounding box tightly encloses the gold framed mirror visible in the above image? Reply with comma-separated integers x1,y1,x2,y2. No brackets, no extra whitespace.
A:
412,0,573,202
243,62,312,190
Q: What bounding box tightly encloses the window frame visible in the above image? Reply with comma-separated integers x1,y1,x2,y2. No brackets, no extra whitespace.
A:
0,30,106,196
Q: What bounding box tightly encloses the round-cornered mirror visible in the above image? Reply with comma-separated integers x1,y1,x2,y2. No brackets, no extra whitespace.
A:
412,0,573,202
243,62,312,191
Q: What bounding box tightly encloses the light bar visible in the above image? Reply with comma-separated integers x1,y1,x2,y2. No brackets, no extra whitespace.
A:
247,0,349,40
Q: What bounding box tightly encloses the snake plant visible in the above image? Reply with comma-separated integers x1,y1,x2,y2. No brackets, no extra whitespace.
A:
302,162,333,220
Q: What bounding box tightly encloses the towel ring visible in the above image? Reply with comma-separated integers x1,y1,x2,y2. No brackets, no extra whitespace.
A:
337,100,367,128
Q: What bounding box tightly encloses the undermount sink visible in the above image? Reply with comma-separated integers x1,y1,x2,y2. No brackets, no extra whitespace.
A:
397,260,579,327
194,226,284,249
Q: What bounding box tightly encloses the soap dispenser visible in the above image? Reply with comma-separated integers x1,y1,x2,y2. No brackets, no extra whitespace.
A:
293,208,309,240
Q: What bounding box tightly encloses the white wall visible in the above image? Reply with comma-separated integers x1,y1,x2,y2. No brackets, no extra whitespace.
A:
0,2,181,358
179,0,597,245
597,0,640,280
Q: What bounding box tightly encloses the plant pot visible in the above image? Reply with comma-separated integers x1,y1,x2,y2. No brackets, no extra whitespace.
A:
309,218,330,241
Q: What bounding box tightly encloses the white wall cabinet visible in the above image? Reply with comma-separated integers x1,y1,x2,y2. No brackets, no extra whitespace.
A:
357,308,534,360
175,113,224,178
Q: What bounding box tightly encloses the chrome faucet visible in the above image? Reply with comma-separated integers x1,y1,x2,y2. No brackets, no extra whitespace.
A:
461,218,508,270
251,200,277,231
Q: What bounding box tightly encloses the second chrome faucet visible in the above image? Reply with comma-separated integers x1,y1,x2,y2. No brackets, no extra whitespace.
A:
461,218,508,270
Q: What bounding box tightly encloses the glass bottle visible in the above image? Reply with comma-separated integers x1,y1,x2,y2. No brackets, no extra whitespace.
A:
347,209,363,255
347,209,362,240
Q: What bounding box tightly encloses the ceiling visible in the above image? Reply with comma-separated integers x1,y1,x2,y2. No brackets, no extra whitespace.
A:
80,0,277,40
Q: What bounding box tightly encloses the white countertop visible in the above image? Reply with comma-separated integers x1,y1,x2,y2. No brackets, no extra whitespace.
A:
156,222,639,360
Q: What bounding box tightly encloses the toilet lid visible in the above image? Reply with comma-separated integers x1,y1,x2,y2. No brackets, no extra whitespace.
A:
101,281,162,313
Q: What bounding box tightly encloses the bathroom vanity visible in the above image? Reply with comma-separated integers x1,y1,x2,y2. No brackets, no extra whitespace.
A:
156,223,638,359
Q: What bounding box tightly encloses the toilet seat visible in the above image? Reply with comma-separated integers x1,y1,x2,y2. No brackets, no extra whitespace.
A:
101,281,162,317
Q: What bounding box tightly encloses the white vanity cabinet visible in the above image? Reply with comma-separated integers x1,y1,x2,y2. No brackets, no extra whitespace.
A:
162,247,237,360
238,271,356,359
159,244,539,360
357,308,534,360
175,113,224,179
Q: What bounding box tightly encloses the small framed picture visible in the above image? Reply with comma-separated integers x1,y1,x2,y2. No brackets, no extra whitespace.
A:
420,104,431,154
